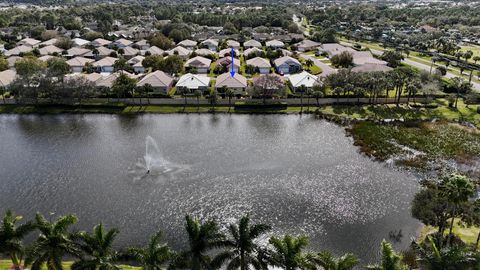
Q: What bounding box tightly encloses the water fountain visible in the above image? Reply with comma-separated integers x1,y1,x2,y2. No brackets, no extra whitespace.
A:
129,136,186,182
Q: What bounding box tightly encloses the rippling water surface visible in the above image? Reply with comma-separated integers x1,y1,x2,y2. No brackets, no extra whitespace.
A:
0,114,420,263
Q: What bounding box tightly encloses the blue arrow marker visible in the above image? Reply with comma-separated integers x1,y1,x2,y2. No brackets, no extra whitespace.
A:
230,47,235,77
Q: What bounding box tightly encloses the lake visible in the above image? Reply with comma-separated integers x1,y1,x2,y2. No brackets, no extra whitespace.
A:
0,114,420,263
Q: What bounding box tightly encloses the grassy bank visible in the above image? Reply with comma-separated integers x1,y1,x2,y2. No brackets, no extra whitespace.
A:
349,120,480,170
420,220,480,245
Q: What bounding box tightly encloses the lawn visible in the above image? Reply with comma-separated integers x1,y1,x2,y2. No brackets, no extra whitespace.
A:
420,220,480,245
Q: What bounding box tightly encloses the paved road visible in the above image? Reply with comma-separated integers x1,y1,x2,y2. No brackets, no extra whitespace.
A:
367,48,480,91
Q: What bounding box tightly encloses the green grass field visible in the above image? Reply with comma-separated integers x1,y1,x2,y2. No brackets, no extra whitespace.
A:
421,219,480,245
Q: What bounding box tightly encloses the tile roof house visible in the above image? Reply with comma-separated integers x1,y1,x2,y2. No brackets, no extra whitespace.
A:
273,56,302,75
6,56,21,69
288,71,319,91
215,72,247,95
17,38,41,47
246,57,271,74
137,70,173,94
38,55,54,62
167,46,192,58
351,51,388,66
112,38,133,48
95,71,137,88
38,45,63,56
66,47,91,58
92,57,118,73
226,40,240,49
91,38,112,48
219,48,239,58
66,56,94,73
0,70,16,87
266,39,285,49
143,46,164,56
295,39,321,52
135,39,150,50
120,46,139,58
216,57,241,73
243,39,262,49
39,38,58,46
178,39,198,49
127,55,145,74
176,73,211,92
201,39,219,51
84,46,114,58
320,43,355,58
243,47,263,58
185,56,212,74
72,38,90,47
194,48,216,57
4,45,33,57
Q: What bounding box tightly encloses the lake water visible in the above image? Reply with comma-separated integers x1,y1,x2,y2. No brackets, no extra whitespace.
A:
0,114,420,264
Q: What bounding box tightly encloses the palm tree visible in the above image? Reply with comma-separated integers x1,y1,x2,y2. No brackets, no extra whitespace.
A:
311,84,325,108
269,235,312,270
225,88,235,111
366,240,408,270
298,85,306,113
305,59,314,72
209,92,218,112
173,215,226,270
308,250,358,270
439,174,475,245
128,230,174,270
26,214,79,270
71,223,119,270
212,215,271,270
413,236,476,270
0,210,35,270
194,90,202,111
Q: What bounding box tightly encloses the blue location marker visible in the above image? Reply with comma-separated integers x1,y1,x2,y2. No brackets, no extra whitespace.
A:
230,47,235,77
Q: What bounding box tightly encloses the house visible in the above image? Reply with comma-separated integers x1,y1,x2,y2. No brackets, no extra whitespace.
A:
66,47,91,58
351,63,393,73
178,39,197,50
273,56,302,74
243,47,263,58
226,40,240,50
80,72,103,84
95,71,137,88
266,40,285,49
72,38,90,47
66,56,94,73
120,46,139,58
288,71,319,91
219,48,239,58
216,57,241,73
39,38,58,46
176,73,211,93
185,56,212,74
137,70,173,94
243,39,262,49
0,70,17,87
91,38,112,48
246,57,271,74
127,56,145,74
4,45,33,56
112,38,133,48
320,43,355,58
92,57,118,73
38,55,54,62
135,39,150,50
168,46,192,58
194,48,216,57
144,46,164,56
215,72,247,95
84,46,114,59
295,40,320,52
201,39,218,51
38,45,63,56
351,51,387,66
6,56,21,69
17,38,41,47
